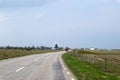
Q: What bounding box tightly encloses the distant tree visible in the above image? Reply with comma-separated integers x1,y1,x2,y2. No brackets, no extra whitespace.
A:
6,46,10,49
31,46,35,50
54,44,58,50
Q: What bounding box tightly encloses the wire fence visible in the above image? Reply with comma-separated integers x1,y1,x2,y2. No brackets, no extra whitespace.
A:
72,49,120,76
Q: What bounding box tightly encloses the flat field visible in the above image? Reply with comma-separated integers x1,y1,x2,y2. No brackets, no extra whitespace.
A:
0,49,55,60
78,50,120,76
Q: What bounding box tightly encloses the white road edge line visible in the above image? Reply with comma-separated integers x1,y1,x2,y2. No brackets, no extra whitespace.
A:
71,78,74,80
64,68,67,70
34,59,38,61
67,72,70,75
16,67,24,72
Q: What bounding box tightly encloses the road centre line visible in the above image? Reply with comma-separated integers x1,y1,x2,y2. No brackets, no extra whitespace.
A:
34,59,38,61
16,67,24,72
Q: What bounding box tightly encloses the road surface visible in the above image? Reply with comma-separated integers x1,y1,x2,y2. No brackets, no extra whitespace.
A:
0,51,76,80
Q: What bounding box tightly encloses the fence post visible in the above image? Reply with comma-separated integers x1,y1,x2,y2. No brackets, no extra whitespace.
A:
104,57,107,72
76,49,79,57
72,49,77,57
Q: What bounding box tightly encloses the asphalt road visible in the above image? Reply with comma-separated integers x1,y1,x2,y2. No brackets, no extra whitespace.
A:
0,51,76,80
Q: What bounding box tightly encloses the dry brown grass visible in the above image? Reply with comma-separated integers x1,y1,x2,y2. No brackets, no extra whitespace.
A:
0,49,55,60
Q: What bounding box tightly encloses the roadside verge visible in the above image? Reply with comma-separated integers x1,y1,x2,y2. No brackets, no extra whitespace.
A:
62,52,119,80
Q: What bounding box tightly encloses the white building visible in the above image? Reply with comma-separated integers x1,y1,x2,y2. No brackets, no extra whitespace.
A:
90,48,95,50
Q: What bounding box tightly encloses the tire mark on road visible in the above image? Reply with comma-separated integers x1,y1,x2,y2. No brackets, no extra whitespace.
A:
53,58,66,80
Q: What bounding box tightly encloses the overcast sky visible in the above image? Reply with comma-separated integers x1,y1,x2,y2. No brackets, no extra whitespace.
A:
0,0,120,49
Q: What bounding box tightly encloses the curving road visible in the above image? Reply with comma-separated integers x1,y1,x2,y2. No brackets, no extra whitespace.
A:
0,51,76,80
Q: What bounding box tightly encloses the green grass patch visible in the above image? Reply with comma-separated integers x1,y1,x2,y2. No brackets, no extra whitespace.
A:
62,52,119,80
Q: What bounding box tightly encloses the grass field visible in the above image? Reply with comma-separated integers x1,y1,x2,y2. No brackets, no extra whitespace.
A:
0,49,56,60
90,50,120,55
62,51,120,80
86,50,120,74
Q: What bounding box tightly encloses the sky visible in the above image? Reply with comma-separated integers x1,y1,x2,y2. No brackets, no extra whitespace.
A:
0,0,120,49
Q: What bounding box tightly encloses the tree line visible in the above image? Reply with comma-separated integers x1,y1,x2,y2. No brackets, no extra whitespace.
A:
0,44,69,51
0,46,52,50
